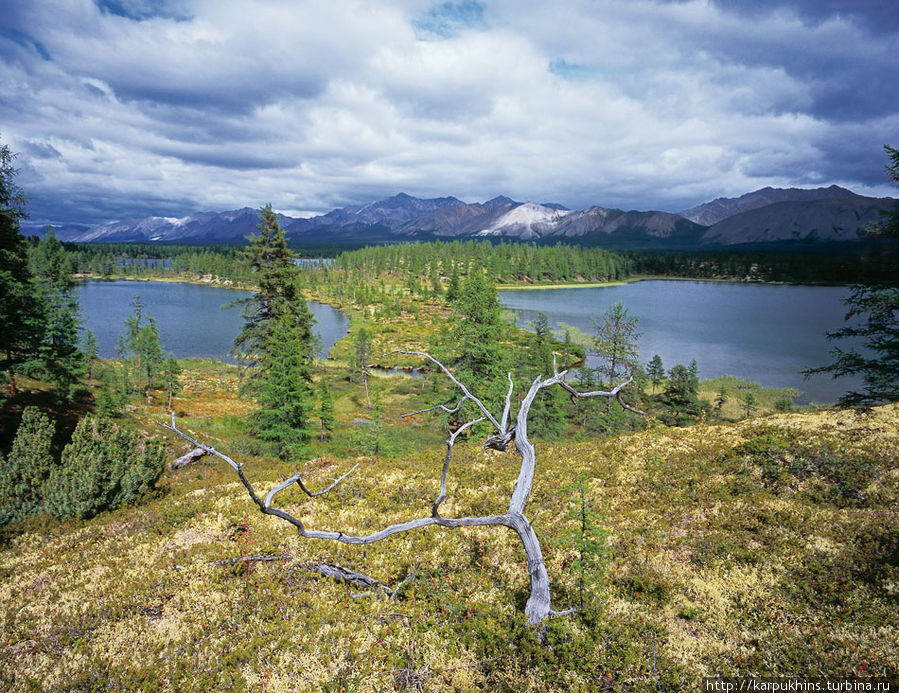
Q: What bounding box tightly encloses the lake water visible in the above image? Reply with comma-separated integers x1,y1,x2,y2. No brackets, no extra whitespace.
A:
78,279,860,403
77,280,349,362
499,281,860,404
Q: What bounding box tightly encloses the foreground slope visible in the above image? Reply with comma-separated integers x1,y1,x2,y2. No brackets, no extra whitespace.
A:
1,404,896,691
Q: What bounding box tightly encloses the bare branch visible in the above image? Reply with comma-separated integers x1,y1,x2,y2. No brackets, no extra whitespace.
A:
263,463,360,509
500,372,514,432
556,374,646,416
433,417,483,515
162,345,642,629
296,463,359,499
390,558,423,601
401,395,469,419
383,350,503,431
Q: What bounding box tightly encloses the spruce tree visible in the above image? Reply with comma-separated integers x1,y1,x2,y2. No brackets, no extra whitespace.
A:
657,363,703,425
0,407,55,525
232,206,317,458
802,284,899,405
44,415,164,519
253,312,315,461
232,204,312,375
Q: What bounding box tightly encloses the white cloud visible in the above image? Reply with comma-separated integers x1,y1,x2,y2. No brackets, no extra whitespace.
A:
1,0,897,226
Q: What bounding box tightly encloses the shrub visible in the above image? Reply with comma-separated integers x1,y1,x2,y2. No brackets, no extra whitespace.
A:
44,415,165,519
773,397,795,412
0,407,55,525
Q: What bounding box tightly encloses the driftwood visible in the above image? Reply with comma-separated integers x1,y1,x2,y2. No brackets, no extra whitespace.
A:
170,446,209,470
161,351,641,626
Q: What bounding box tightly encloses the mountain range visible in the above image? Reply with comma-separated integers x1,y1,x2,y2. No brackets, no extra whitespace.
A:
30,186,899,249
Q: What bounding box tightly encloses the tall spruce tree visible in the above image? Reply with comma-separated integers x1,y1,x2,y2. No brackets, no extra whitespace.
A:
233,205,316,457
802,284,898,405
0,407,55,525
253,312,315,460
0,138,40,396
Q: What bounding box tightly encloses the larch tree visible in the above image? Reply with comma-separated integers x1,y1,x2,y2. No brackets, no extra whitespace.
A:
803,146,899,405
0,138,40,397
29,227,85,399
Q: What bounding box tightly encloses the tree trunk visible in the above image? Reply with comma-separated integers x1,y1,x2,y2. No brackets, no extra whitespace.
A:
508,512,552,625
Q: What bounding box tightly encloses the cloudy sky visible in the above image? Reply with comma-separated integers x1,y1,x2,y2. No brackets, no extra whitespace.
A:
2,0,898,227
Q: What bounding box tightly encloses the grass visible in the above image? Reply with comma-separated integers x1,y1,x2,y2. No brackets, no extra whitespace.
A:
1,351,897,690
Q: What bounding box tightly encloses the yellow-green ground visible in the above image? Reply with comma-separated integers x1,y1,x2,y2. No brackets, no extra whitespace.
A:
1,354,896,691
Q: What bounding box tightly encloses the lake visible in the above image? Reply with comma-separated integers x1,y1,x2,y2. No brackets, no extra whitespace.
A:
77,280,349,362
499,280,860,404
78,279,860,403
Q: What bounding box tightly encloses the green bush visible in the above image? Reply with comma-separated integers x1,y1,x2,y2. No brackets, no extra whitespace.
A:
0,407,55,525
44,415,165,519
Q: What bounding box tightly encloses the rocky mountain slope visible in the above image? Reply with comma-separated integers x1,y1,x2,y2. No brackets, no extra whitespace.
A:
680,185,865,226
34,186,897,248
701,196,899,245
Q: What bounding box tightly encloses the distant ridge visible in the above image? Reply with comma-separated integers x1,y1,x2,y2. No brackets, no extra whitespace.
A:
27,185,898,249
680,185,864,226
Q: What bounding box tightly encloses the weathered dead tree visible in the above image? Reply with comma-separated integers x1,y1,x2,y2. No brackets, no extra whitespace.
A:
161,350,641,626
170,446,209,470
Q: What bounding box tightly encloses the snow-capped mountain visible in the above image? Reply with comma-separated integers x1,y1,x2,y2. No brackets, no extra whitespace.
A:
32,186,897,248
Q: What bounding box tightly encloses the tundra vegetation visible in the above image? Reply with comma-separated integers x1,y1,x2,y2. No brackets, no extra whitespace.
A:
1,140,898,690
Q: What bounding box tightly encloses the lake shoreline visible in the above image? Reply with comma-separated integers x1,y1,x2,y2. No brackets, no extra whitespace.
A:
496,274,852,291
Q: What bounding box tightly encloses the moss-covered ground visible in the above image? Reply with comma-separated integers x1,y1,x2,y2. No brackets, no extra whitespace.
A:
1,351,896,690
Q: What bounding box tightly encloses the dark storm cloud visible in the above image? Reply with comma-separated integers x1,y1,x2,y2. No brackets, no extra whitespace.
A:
0,0,896,226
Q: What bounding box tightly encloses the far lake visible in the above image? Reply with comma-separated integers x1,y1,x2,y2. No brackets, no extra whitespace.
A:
77,280,349,363
499,280,860,404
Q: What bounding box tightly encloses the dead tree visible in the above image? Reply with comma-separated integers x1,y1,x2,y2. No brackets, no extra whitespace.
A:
161,350,641,626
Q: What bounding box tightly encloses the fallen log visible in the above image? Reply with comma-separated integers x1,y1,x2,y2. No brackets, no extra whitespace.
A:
170,446,209,470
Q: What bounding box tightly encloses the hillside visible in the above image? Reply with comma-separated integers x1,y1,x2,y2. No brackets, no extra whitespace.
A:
701,197,899,245
2,394,896,691
680,185,865,226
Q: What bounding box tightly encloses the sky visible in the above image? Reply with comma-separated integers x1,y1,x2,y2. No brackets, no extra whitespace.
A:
1,0,898,228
